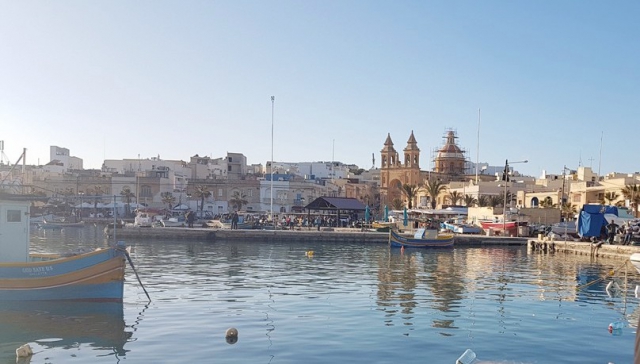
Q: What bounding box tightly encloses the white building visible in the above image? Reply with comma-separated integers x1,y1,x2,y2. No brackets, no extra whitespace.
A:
50,146,83,170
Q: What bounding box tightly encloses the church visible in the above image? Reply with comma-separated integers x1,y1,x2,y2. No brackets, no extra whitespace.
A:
379,130,468,207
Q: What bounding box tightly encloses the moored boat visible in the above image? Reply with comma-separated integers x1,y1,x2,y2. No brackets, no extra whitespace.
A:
388,228,454,248
630,253,640,274
0,195,128,301
479,220,525,236
372,221,394,232
38,219,85,229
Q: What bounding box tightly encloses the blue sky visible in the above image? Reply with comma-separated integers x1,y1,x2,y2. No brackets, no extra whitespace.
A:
1,1,638,177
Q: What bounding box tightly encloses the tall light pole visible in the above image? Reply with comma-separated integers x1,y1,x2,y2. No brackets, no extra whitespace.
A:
270,96,275,223
475,108,480,184
502,159,528,235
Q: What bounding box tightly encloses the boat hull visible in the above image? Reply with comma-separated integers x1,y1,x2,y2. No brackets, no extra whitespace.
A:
479,221,523,235
631,253,640,274
0,247,126,301
38,221,85,229
389,229,454,248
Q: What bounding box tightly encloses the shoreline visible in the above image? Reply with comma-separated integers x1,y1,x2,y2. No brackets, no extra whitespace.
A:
104,226,640,261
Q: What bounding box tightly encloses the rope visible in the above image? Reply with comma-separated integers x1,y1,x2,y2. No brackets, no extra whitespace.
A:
576,260,630,291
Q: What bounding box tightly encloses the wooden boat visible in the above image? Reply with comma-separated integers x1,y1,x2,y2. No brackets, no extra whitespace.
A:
479,220,523,236
372,221,394,232
0,245,128,301
38,219,85,229
388,228,454,248
0,195,128,301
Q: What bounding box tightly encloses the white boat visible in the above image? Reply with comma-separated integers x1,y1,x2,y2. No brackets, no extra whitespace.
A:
160,217,185,227
630,253,640,274
134,212,154,227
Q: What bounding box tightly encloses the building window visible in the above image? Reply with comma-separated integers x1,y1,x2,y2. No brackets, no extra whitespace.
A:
218,189,223,197
248,189,253,197
228,165,232,172
141,185,152,198
7,210,21,222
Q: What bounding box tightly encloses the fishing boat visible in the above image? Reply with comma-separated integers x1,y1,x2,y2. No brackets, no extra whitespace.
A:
388,228,455,248
479,219,523,236
38,218,85,229
441,218,483,234
372,221,394,232
0,195,129,301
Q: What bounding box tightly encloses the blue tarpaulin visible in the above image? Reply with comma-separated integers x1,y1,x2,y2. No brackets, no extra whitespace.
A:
578,204,619,238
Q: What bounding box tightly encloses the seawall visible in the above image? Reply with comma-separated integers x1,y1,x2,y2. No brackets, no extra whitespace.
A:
105,226,528,246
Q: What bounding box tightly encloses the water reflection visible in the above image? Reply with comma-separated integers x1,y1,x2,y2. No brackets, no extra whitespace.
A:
22,228,640,363
0,301,131,363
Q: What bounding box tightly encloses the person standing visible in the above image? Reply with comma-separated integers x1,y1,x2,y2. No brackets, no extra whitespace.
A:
607,220,619,244
231,211,239,230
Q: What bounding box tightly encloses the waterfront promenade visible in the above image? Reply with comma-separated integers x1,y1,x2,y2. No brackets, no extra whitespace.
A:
104,226,640,261
105,226,527,245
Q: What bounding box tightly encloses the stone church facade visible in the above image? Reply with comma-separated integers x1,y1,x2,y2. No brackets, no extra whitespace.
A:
379,130,467,208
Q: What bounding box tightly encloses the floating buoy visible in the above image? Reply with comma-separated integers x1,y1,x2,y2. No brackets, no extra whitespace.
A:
16,344,33,358
305,251,314,257
225,327,238,345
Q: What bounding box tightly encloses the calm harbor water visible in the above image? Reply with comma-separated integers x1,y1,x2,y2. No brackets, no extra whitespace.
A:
2,224,639,363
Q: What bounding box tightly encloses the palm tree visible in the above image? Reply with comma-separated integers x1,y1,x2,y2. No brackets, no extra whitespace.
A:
229,191,248,211
621,183,640,217
488,195,501,208
193,185,212,216
422,179,447,209
602,191,619,205
399,183,419,209
161,192,176,212
448,191,463,206
477,195,490,207
539,196,555,208
391,198,404,210
561,202,577,221
120,187,135,217
463,194,477,207
90,185,104,216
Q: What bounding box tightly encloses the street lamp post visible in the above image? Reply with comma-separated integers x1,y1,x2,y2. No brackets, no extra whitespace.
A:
502,159,528,236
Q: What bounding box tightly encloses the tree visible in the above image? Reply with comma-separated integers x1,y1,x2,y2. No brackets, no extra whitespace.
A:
391,198,404,210
90,185,104,216
229,191,248,211
477,195,490,207
463,194,477,207
399,183,419,209
448,191,463,206
193,185,212,216
539,196,555,208
488,195,501,208
120,187,135,217
621,183,640,217
602,191,619,205
561,202,577,221
422,179,447,209
161,192,176,212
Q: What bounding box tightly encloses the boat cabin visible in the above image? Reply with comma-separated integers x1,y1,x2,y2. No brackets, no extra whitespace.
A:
0,197,30,263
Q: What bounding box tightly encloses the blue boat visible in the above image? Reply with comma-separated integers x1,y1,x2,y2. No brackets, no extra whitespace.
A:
0,195,128,301
388,228,455,248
